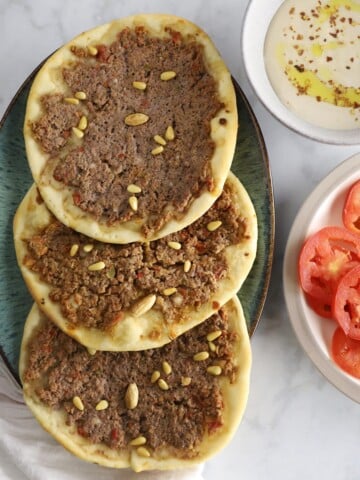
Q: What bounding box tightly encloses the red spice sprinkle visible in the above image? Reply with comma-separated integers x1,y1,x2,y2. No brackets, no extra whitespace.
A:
294,64,305,73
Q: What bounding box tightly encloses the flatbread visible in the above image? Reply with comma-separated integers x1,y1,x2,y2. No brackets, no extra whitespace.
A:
23,14,238,243
19,297,251,472
13,172,257,351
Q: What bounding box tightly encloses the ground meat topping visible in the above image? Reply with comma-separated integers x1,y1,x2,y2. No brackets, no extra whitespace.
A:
23,184,247,330
32,94,81,153
23,309,238,456
31,26,224,236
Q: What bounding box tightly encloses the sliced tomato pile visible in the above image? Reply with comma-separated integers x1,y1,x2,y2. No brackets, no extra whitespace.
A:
298,180,360,379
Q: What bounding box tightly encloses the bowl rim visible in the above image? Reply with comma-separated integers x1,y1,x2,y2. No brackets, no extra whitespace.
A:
241,0,360,146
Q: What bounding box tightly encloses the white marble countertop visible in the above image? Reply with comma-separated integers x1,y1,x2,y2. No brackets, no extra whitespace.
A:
1,1,359,479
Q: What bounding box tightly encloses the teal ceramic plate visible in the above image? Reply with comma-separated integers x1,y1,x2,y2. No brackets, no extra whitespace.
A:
0,71,274,383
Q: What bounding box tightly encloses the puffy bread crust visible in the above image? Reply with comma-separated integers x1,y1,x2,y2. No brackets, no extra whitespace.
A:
19,297,251,472
24,14,238,243
13,172,257,351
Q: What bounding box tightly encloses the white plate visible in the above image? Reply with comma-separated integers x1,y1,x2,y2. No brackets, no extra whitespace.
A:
241,0,360,145
283,152,360,403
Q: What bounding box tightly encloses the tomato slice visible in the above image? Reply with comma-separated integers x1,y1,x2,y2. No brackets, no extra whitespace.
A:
333,264,360,340
343,180,360,235
332,326,360,379
298,226,360,304
304,292,333,319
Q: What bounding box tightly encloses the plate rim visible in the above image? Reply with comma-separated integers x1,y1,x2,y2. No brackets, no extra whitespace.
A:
0,65,44,384
241,0,360,146
0,65,274,382
233,80,275,337
283,152,360,403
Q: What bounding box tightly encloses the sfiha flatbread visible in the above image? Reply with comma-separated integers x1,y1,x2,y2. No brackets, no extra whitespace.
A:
13,172,257,351
19,297,251,472
23,14,238,243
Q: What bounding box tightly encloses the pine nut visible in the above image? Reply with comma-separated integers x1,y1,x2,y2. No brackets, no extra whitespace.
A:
125,383,139,409
160,71,176,81
208,341,216,352
207,220,222,232
207,365,222,376
154,134,166,146
151,146,164,155
137,447,151,457
206,330,222,342
129,196,138,211
95,399,109,411
83,244,94,252
106,265,116,279
75,91,87,100
65,97,79,105
181,376,191,386
88,46,98,56
70,244,79,257
162,361,172,375
132,294,157,317
183,260,191,273
87,347,97,355
193,351,209,361
88,261,105,271
72,127,84,138
130,436,147,446
78,115,88,130
158,378,169,390
151,370,161,383
124,113,149,126
165,125,175,141
167,241,181,250
132,81,147,90
163,287,177,296
127,184,142,194
72,396,84,411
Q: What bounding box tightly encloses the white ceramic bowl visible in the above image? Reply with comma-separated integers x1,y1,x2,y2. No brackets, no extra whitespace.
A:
241,0,360,145
283,152,360,403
